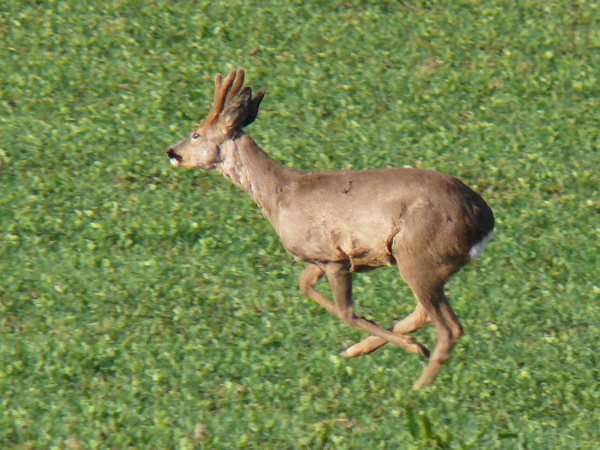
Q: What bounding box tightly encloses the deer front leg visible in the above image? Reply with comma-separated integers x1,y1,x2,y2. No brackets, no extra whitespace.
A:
342,303,431,358
299,264,339,317
322,263,429,358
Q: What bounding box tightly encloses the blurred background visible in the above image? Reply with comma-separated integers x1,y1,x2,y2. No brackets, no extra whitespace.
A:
1,1,598,448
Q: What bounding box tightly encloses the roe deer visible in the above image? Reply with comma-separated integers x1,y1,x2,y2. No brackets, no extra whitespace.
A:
166,70,494,389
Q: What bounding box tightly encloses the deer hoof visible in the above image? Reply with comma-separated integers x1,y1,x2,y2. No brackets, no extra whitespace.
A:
412,381,426,390
339,347,365,359
412,377,434,390
417,344,431,360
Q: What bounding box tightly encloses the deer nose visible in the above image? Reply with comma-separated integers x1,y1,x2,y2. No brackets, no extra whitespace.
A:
167,148,182,162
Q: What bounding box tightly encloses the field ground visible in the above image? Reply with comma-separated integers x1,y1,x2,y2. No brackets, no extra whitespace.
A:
1,1,598,448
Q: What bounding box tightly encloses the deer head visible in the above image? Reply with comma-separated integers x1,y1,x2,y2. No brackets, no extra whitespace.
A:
166,69,265,169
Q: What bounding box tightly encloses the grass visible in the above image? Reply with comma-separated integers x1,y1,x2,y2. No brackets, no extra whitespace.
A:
1,0,598,448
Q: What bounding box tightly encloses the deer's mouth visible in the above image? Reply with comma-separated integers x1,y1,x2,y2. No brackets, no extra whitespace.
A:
167,148,182,166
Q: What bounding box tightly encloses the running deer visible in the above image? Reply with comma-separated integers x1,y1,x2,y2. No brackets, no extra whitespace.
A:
166,70,494,388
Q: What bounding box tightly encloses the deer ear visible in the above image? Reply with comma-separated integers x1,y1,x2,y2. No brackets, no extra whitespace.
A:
223,87,252,131
241,90,265,128
223,88,265,131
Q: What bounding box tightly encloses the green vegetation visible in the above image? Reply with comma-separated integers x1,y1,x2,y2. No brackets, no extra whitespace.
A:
1,1,598,448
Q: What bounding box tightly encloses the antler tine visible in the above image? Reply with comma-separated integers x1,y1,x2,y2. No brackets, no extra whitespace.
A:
214,74,223,99
207,74,224,122
210,70,237,120
228,69,245,101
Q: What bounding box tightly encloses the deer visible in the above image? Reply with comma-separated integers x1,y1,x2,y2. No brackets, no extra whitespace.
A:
166,69,495,389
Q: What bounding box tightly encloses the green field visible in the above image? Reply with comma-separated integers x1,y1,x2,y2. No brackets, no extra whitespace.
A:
1,1,598,448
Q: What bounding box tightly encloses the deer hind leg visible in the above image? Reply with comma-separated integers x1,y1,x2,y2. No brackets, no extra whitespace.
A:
397,258,464,389
313,262,429,357
413,290,463,389
342,303,431,358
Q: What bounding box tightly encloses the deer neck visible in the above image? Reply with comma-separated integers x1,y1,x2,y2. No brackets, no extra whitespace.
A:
217,134,295,221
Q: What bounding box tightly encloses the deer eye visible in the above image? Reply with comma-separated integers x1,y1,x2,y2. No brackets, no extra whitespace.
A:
191,132,201,140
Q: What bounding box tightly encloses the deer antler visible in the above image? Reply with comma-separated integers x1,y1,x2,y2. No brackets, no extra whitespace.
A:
206,69,265,130
208,70,238,123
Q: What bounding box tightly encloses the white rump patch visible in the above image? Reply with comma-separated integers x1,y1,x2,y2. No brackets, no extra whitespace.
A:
469,232,493,260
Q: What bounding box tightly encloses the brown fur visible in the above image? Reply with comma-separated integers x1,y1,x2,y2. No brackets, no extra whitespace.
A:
166,70,495,389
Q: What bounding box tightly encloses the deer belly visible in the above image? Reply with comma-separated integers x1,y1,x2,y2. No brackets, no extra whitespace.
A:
280,223,395,269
